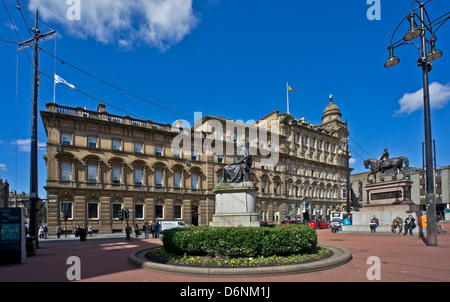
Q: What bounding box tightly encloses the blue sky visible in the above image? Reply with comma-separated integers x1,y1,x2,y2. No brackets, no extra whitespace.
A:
1,0,449,198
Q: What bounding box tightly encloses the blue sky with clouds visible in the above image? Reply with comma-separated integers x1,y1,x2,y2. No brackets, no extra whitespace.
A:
1,0,449,198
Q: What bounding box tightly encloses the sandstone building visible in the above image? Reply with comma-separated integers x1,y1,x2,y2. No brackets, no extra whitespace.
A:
41,96,351,234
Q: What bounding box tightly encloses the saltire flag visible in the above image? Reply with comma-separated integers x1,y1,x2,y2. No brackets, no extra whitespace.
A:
54,74,76,89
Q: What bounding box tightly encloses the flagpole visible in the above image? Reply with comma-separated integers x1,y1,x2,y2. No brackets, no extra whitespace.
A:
53,37,56,103
286,82,290,114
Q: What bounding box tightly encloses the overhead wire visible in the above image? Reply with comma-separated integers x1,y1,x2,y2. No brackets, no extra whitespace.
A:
38,47,194,121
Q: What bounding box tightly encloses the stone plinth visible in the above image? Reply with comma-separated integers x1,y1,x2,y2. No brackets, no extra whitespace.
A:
366,179,413,205
210,182,260,227
343,179,420,233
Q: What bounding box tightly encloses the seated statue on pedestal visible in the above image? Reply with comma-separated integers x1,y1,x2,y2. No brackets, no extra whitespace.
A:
223,143,252,183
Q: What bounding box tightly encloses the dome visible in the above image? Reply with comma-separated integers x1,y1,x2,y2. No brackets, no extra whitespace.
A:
321,94,342,124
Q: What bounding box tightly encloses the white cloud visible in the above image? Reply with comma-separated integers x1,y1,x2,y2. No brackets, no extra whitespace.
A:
349,158,356,165
395,82,450,115
10,139,46,152
0,163,6,171
28,0,199,51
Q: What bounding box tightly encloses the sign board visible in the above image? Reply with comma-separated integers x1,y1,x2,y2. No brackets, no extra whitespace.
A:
0,208,26,265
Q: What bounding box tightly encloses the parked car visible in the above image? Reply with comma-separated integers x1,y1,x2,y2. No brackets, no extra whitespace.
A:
305,220,330,229
160,221,188,232
280,220,301,225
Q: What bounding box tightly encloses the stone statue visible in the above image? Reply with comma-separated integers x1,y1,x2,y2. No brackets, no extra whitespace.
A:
364,148,409,182
223,143,252,183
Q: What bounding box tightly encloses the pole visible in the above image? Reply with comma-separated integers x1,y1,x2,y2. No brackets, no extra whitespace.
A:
286,82,290,114
18,10,56,249
29,10,39,249
346,129,350,217
419,4,437,246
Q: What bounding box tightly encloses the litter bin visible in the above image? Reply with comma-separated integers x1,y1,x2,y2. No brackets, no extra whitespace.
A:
26,236,36,257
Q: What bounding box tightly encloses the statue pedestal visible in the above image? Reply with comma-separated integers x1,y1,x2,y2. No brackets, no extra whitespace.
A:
210,182,260,227
343,179,420,233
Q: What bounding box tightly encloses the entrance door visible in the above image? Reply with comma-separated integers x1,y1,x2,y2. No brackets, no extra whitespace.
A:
192,205,199,226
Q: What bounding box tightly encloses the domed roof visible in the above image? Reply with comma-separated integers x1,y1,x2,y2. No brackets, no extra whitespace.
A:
321,94,342,123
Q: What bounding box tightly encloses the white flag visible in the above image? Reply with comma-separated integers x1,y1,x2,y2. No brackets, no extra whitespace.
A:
54,74,76,89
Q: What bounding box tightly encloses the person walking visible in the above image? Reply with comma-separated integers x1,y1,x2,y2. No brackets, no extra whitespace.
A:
44,225,48,239
79,225,87,241
151,221,156,238
38,226,45,239
370,215,379,233
156,221,160,238
404,214,416,236
56,225,62,239
391,216,403,234
134,223,140,238
143,222,150,239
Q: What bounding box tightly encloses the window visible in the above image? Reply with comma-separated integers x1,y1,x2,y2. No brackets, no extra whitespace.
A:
88,137,97,148
135,168,143,186
155,170,163,187
261,180,266,193
192,173,198,189
174,205,182,219
134,143,143,153
155,204,164,219
173,149,181,158
62,133,72,145
135,204,144,219
61,162,72,181
274,182,279,194
191,152,197,161
174,172,181,188
87,203,99,219
112,204,123,219
60,202,73,219
112,140,121,151
112,167,121,184
217,175,223,184
217,155,223,163
155,146,163,156
87,165,97,183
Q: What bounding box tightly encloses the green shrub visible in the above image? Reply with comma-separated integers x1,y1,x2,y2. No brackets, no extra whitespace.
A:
162,225,317,258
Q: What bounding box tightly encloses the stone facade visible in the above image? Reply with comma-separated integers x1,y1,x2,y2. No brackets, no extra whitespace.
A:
41,97,350,234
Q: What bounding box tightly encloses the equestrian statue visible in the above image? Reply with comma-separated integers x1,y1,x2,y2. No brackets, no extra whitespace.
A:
364,148,409,182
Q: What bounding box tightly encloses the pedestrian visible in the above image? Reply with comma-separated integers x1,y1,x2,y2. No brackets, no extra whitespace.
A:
56,225,62,239
44,225,48,239
74,225,80,237
38,226,45,239
151,221,156,238
370,215,379,233
143,222,150,239
156,221,160,238
391,216,403,234
79,226,87,241
134,223,140,238
87,225,93,236
404,214,416,236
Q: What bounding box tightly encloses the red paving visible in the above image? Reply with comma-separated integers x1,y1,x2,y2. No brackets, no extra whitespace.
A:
1,224,449,283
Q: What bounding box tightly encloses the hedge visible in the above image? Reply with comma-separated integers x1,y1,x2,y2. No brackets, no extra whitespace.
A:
161,225,317,258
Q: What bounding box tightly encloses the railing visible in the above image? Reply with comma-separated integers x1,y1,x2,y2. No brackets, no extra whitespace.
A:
48,103,173,132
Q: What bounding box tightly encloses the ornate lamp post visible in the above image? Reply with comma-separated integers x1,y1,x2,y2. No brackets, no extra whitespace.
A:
384,1,449,246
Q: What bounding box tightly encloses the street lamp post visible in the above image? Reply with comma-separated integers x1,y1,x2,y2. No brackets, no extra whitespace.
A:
384,1,449,246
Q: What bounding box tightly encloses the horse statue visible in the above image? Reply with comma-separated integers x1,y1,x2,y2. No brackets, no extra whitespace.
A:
364,156,409,182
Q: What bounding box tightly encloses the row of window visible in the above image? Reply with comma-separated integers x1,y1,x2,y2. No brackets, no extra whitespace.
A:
60,202,182,220
60,163,202,188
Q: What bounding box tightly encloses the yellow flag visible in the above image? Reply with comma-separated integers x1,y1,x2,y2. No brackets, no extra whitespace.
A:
288,85,296,93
